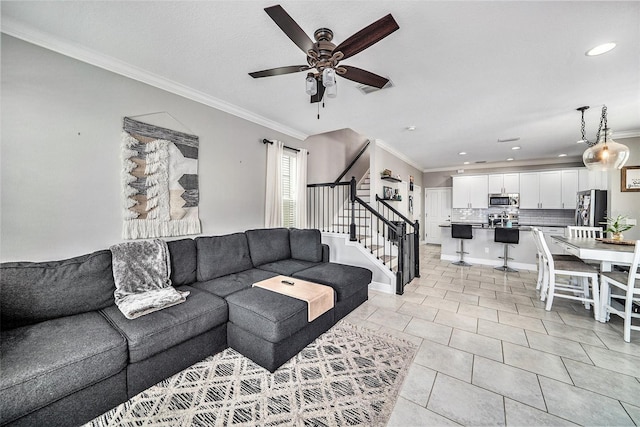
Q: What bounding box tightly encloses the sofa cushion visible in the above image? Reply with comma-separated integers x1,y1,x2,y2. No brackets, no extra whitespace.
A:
246,228,291,267
0,312,127,425
289,228,323,262
167,238,197,286
0,250,115,330
226,287,309,343
193,268,278,298
101,285,227,363
196,233,253,281
257,259,322,276
292,263,373,301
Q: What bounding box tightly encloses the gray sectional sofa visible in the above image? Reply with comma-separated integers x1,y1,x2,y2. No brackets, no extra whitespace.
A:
0,228,372,427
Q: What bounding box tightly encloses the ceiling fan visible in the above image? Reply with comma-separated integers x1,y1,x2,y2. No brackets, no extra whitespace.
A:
249,5,399,103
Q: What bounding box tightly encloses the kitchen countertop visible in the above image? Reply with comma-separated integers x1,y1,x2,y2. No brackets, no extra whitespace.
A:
439,223,570,231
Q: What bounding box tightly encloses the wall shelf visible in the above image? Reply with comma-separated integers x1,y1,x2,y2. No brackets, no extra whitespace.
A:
381,176,402,183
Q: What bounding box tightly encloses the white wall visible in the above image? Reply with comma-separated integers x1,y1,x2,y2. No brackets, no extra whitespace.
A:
0,35,303,261
608,137,640,240
303,128,370,184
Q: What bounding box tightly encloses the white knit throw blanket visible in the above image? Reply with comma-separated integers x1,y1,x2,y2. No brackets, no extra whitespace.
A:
110,239,189,319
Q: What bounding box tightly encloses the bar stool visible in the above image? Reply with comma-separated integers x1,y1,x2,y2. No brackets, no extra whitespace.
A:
451,224,473,266
495,227,519,272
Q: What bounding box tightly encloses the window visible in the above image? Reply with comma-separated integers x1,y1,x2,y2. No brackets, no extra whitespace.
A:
281,150,298,228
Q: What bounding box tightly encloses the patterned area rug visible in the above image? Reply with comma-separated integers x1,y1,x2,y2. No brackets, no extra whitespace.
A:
87,321,417,427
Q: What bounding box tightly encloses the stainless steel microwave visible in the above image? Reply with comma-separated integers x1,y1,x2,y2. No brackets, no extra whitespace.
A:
488,193,519,208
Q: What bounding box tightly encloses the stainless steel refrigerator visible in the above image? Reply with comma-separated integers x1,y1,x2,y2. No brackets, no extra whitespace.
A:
575,190,607,227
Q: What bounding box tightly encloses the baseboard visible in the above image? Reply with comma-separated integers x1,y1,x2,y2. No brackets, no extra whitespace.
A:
368,281,393,294
440,254,536,271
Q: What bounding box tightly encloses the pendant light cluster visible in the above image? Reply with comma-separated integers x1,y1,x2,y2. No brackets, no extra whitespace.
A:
577,105,630,171
305,67,338,98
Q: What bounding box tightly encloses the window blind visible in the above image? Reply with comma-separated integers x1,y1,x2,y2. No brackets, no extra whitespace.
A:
282,151,297,228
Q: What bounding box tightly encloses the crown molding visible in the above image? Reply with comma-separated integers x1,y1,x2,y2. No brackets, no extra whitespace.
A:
614,130,640,139
1,18,309,141
375,139,423,171
422,156,584,173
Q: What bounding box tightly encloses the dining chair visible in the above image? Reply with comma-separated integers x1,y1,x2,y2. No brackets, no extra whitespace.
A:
531,227,581,295
534,228,600,318
600,240,640,342
567,226,603,239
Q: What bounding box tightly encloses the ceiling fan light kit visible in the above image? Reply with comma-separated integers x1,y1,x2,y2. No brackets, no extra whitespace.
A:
249,4,399,106
577,105,630,171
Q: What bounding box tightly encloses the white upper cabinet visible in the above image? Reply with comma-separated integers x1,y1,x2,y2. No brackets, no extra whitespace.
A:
519,172,540,209
578,169,609,191
561,169,579,210
520,171,563,209
452,175,488,208
488,173,520,194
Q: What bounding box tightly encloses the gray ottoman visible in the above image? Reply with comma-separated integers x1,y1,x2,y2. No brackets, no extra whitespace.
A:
292,262,372,320
226,287,335,372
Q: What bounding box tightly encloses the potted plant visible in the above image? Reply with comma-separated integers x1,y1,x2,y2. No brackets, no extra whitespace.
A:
600,215,634,240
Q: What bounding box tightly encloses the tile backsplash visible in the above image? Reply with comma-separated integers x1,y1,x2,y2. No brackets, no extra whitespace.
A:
451,208,574,226
518,209,574,226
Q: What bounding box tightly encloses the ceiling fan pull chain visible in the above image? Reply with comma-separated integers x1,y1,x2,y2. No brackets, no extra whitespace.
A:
317,102,320,120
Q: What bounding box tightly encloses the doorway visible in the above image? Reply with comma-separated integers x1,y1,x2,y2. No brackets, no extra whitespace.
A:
425,187,452,244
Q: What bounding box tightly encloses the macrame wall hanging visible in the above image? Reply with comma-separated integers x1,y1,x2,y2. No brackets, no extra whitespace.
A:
121,116,201,239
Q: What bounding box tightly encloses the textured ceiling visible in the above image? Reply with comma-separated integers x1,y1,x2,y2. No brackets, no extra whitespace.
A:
2,1,639,171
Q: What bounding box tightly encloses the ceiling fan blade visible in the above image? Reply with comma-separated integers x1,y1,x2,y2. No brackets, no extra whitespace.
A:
334,14,399,60
311,82,325,103
264,5,315,54
249,65,310,78
340,66,389,89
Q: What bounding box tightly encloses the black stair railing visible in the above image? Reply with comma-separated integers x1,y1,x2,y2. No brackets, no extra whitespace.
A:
306,176,420,295
376,195,421,287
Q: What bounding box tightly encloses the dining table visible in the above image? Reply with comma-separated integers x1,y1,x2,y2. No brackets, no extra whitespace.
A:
552,235,638,323
551,235,636,272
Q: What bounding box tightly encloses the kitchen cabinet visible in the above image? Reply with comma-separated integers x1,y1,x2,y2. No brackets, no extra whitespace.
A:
488,173,519,194
561,169,579,210
519,171,562,209
578,169,608,191
452,175,488,208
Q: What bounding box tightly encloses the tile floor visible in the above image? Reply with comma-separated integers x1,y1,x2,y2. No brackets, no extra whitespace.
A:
343,244,640,426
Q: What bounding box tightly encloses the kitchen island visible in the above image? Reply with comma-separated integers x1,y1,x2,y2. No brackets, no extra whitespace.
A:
439,223,568,270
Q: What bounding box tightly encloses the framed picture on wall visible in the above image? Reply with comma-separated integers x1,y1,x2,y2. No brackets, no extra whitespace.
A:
383,186,393,200
621,166,640,192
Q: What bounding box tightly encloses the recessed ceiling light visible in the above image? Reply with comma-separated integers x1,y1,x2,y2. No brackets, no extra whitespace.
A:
558,153,568,157
576,139,586,144
586,42,616,56
463,161,470,165
406,126,416,131
512,146,521,150
506,158,514,161
458,151,467,155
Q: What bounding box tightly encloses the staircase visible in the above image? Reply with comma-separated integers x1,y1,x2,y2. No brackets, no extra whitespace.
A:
336,172,399,273
305,140,419,295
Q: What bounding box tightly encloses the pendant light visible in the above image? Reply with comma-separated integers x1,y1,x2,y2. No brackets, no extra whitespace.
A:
577,105,630,171
305,73,317,96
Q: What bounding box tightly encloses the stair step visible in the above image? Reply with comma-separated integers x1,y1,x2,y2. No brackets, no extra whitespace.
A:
380,255,397,264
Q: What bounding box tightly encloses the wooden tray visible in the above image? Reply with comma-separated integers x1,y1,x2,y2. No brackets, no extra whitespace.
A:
596,238,637,246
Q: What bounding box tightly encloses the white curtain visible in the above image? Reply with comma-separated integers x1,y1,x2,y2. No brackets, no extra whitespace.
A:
264,140,283,227
295,148,308,228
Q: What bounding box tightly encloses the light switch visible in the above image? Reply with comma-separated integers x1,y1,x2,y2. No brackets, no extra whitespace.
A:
626,218,637,226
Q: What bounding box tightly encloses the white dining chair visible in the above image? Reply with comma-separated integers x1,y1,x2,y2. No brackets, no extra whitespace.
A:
567,226,603,239
600,241,640,342
531,228,581,295
535,228,600,318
